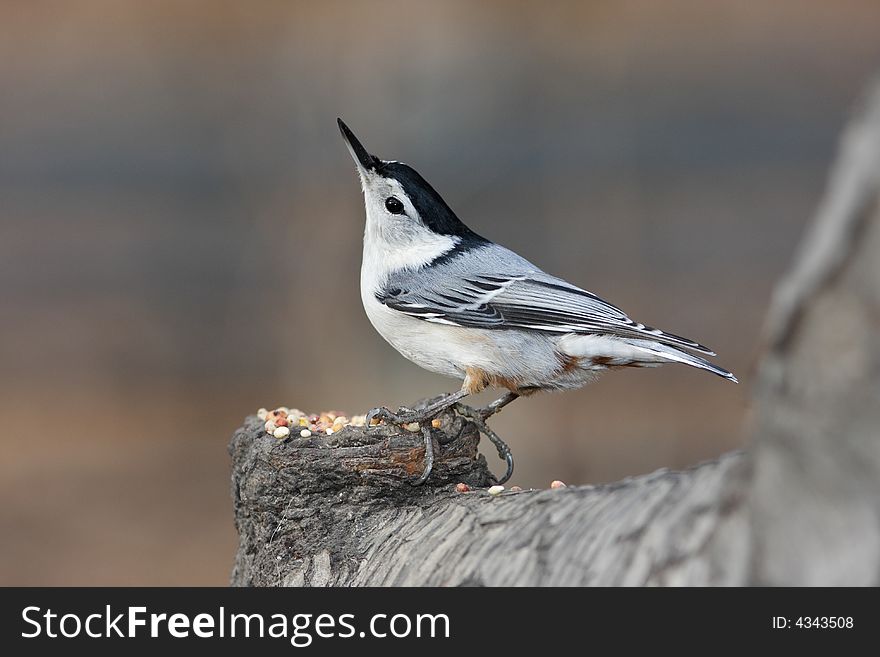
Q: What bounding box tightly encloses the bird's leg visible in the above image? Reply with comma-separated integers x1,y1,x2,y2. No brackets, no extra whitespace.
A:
476,391,520,420
366,389,470,427
453,401,515,485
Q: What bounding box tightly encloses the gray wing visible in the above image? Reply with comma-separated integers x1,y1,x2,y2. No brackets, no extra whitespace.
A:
377,248,715,356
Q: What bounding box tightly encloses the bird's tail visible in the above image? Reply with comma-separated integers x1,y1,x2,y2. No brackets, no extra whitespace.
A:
620,338,738,383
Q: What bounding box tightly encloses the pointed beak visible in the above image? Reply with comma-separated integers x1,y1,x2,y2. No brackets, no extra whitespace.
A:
337,118,380,172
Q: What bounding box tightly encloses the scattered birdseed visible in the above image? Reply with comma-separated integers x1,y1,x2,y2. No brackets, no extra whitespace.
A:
487,485,505,496
273,426,290,439
455,483,470,493
300,429,312,438
550,480,566,489
259,406,437,440
510,485,523,492
431,418,442,429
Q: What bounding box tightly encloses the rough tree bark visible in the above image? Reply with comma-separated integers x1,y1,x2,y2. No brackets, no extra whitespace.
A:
229,80,880,586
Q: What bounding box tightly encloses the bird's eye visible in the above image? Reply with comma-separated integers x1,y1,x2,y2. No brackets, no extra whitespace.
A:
385,197,404,214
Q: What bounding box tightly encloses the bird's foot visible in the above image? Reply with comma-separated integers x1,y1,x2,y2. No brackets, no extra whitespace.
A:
366,393,465,485
453,402,515,485
365,405,423,427
366,391,461,428
366,392,513,486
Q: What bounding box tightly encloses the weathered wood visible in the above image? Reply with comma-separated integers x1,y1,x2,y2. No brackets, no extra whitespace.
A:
746,80,880,586
230,79,880,587
229,412,748,586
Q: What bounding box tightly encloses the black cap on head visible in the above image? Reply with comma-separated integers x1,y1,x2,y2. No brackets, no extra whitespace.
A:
378,161,487,240
337,118,381,171
337,118,489,244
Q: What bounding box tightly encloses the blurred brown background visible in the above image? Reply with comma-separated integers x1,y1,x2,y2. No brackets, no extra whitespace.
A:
2,1,879,585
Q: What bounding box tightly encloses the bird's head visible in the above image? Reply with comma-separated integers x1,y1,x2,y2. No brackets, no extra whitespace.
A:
338,118,485,262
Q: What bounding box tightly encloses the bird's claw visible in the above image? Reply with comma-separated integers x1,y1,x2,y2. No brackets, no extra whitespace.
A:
410,425,435,486
367,397,515,486
366,405,423,427
365,407,388,426
366,406,408,425
366,405,441,485
453,402,515,485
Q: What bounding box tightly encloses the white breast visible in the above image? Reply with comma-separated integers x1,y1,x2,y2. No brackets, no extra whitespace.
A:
359,232,471,379
360,292,467,378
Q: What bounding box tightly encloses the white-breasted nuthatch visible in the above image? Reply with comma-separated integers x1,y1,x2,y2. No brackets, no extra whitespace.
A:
338,119,736,484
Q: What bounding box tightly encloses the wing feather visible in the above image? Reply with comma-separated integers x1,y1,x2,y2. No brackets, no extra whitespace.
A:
378,267,716,356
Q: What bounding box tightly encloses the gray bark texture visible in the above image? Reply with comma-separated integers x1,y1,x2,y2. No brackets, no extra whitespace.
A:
229,80,880,586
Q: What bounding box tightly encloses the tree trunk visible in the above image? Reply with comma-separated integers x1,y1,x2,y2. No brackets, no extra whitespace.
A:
229,79,880,586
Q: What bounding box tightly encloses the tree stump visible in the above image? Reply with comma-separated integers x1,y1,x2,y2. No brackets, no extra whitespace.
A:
229,78,880,586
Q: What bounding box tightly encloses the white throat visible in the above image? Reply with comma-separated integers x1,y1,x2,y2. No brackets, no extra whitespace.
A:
361,230,458,295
